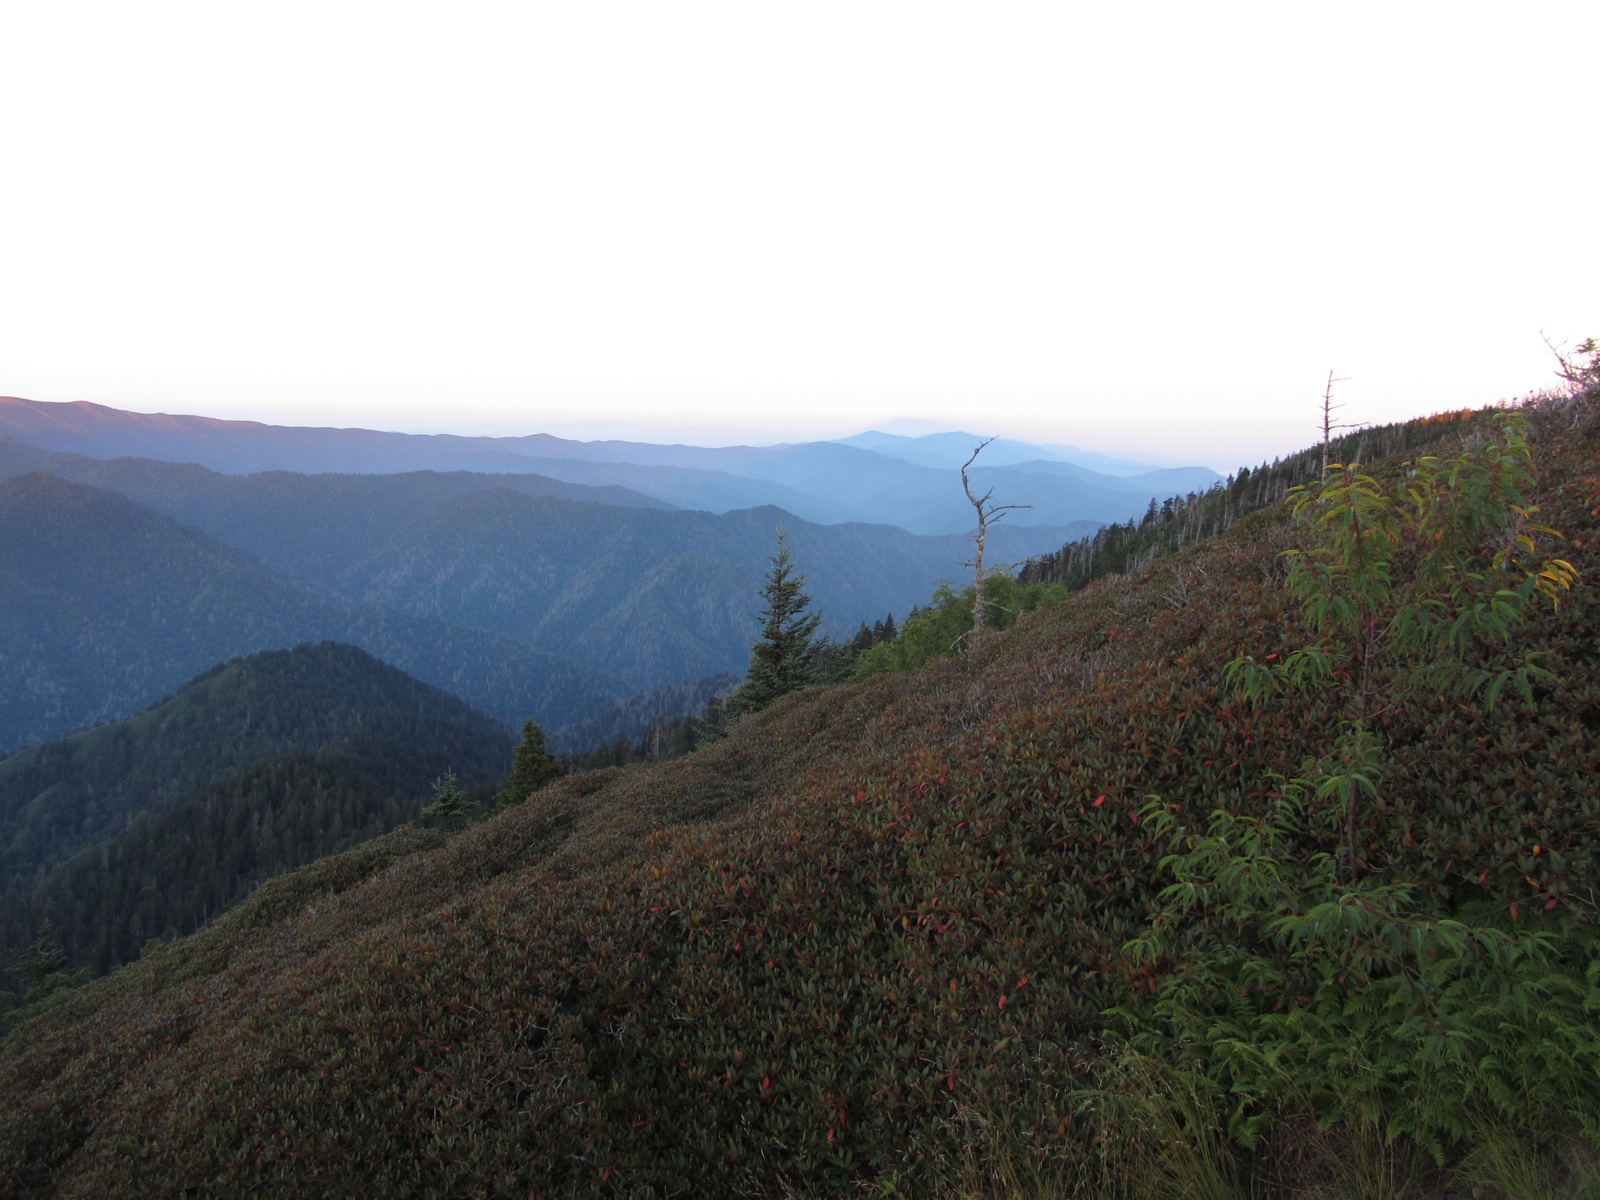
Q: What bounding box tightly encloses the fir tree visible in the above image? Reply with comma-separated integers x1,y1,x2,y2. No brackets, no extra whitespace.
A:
496,721,563,810
421,770,467,828
11,917,88,1006
15,919,68,993
732,531,821,714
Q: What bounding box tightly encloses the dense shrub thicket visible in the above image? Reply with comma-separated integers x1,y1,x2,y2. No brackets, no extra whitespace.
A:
850,575,1069,679
0,392,1596,1197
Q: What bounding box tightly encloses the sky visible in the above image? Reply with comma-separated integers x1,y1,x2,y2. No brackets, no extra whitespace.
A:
3,1,1596,471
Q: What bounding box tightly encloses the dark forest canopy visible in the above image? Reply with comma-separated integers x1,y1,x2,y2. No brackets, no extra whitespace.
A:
0,642,510,988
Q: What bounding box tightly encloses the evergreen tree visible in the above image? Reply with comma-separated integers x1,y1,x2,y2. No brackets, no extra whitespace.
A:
11,918,87,1006
15,919,68,993
496,721,563,810
731,531,821,714
421,770,467,828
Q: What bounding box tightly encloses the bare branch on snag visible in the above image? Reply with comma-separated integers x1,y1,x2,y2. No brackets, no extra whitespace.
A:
962,437,1032,648
1319,369,1360,479
1542,330,1600,392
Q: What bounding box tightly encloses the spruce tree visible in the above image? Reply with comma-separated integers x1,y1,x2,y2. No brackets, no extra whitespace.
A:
16,918,68,993
732,531,822,714
421,770,467,828
495,720,563,810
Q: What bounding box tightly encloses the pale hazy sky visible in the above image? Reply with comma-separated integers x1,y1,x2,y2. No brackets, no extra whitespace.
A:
3,2,1596,470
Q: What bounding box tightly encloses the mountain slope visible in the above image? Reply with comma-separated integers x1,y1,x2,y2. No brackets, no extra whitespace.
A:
0,435,675,570
0,474,618,751
4,398,1593,1195
0,642,512,977
37,752,436,977
330,495,1096,691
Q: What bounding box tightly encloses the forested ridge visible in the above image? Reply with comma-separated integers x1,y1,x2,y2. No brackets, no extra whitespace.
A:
0,473,618,751
0,642,510,990
1,375,1597,1198
1018,409,1480,592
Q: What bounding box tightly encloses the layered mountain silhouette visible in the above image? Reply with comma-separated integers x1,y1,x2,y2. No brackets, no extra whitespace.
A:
0,396,1219,534
0,397,1228,761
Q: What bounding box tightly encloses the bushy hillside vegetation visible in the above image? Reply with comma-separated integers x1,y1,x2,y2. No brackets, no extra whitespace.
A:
0,388,1595,1197
0,643,511,988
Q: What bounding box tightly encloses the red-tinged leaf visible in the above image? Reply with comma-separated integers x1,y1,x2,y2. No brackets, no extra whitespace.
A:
762,1076,770,1090
1092,795,1106,808
946,1073,955,1090
1478,872,1487,884
1546,898,1559,910
1510,904,1519,922
998,995,1006,1008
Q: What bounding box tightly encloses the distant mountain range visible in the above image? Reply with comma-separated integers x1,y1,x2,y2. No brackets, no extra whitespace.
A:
0,396,1220,534
0,467,1097,751
0,396,1227,758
